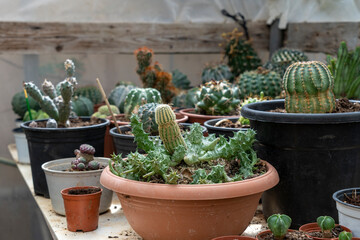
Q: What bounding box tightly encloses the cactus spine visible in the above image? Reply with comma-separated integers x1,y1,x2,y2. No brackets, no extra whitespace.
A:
155,104,186,154
124,88,162,118
24,59,77,127
283,61,336,113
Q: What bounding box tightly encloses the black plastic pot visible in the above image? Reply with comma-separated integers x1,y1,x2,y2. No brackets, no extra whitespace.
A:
204,117,248,138
241,99,360,228
21,117,109,198
110,123,207,157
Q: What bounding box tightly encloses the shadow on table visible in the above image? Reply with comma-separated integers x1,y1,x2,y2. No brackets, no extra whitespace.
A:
0,157,53,240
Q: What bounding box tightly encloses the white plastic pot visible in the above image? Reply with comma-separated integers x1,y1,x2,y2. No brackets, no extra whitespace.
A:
333,188,360,237
42,157,113,215
13,128,30,164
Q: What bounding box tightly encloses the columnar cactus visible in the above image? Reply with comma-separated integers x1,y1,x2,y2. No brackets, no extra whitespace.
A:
138,103,160,135
71,144,100,171
155,104,186,154
195,80,241,116
108,84,136,113
317,216,335,238
201,64,233,83
124,88,162,118
267,214,292,240
74,85,103,104
24,59,78,127
283,61,336,113
236,67,282,98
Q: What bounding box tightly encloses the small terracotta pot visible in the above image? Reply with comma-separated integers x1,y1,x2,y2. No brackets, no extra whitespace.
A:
212,236,256,240
180,108,238,125
61,186,102,232
299,222,352,240
103,113,188,157
256,229,297,240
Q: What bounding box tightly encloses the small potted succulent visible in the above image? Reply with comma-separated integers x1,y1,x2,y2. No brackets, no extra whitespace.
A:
299,216,352,240
339,231,360,240
42,144,112,215
21,59,109,197
333,188,360,237
101,104,279,240
256,214,311,240
61,186,102,232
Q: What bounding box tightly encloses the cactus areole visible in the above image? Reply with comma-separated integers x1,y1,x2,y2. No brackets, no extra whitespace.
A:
283,61,336,113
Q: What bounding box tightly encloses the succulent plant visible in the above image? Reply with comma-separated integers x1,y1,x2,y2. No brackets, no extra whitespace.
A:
108,84,137,113
73,85,103,104
137,102,160,135
24,59,78,127
71,96,94,116
91,105,119,119
23,109,50,122
71,144,99,171
267,214,292,240
221,28,261,77
236,67,282,98
171,87,198,109
171,69,191,90
123,87,162,118
339,231,352,240
317,216,335,238
201,63,233,83
11,91,41,118
195,80,240,116
238,92,265,126
283,61,336,113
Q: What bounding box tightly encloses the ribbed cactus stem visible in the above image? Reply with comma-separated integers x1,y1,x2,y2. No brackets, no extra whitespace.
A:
155,104,186,154
24,82,43,103
41,96,59,120
283,61,336,113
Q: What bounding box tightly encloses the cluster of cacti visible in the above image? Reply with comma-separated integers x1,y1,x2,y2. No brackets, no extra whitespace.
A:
23,109,49,122
11,91,41,118
123,87,162,118
171,87,198,108
264,48,309,77
195,80,240,116
71,96,94,116
221,28,261,77
24,59,78,127
317,216,335,238
137,103,160,135
134,46,178,103
71,144,100,171
267,214,292,240
201,63,233,83
91,105,119,119
236,67,282,98
171,69,191,90
108,84,136,113
155,104,186,154
73,85,103,104
283,61,336,113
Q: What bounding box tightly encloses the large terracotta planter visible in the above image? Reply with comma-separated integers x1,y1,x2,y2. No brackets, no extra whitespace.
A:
100,160,279,240
299,222,352,240
212,236,256,240
180,108,238,125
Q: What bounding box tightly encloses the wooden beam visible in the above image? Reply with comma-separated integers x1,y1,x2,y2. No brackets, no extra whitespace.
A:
0,21,268,54
285,22,360,54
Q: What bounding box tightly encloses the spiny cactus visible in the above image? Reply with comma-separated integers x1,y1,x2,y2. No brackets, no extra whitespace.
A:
267,214,292,240
283,61,336,113
317,216,335,238
24,59,78,127
138,103,160,135
195,80,240,116
134,46,178,103
155,104,186,154
123,88,162,118
74,85,103,104
201,63,233,83
91,105,119,119
236,67,282,98
71,96,94,117
11,91,41,118
71,144,99,171
171,69,191,90
108,84,136,113
221,28,261,77
171,87,198,109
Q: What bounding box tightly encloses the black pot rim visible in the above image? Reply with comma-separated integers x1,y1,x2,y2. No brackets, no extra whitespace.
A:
241,99,360,124
332,187,360,209
21,117,109,132
204,117,249,132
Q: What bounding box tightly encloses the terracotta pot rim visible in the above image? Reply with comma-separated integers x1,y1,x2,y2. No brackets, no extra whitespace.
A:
107,113,188,125
256,229,298,238
100,160,279,200
179,108,239,120
212,236,257,240
61,186,103,197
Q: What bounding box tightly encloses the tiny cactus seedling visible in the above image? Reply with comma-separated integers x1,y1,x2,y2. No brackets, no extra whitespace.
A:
71,144,100,171
317,216,335,238
339,231,352,240
283,61,336,113
267,214,292,240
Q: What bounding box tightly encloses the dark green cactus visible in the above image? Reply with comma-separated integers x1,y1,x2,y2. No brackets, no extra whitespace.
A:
283,61,336,113
195,80,240,116
138,103,160,135
24,59,77,127
236,67,282,98
201,63,233,83
171,88,198,109
339,231,352,240
171,69,191,90
317,216,335,238
11,91,41,118
267,214,292,240
155,104,186,154
71,96,94,116
221,28,261,77
108,84,137,113
74,85,103,104
124,88,162,118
